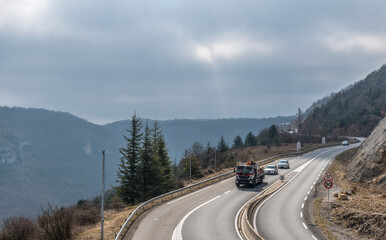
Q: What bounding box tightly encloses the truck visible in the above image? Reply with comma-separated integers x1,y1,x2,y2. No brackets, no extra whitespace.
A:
235,161,265,187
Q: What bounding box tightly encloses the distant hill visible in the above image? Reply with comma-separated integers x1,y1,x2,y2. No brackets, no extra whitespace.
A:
0,106,293,221
301,65,386,137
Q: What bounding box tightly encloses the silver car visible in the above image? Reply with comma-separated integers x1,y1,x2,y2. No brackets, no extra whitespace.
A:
278,160,290,169
264,165,278,175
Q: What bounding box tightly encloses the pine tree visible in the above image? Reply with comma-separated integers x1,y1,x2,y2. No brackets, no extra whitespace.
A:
116,113,143,205
138,120,155,200
232,135,244,149
244,131,257,147
217,135,229,152
152,121,175,195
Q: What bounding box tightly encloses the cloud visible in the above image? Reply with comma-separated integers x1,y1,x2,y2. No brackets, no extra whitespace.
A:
324,33,386,53
192,34,274,63
0,0,386,124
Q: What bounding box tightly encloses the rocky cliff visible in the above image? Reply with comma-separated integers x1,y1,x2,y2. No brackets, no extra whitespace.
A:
346,117,386,190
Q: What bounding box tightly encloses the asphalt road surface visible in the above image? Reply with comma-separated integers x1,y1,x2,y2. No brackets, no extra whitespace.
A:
127,145,355,240
254,144,359,240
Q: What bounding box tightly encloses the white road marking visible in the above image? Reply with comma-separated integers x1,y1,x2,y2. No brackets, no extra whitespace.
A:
310,186,313,190
316,177,319,181
304,196,307,201
224,190,231,194
300,212,303,218
303,222,308,229
313,182,316,185
302,203,304,208
312,235,318,240
167,186,212,205
307,191,310,195
172,195,221,240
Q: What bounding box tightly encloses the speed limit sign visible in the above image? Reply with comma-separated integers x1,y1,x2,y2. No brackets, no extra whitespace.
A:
324,180,333,189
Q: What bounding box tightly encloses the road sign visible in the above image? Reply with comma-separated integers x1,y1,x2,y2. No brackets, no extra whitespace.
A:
324,171,333,180
324,180,333,189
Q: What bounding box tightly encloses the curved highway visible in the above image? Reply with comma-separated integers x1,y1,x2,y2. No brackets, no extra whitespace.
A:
126,145,354,240
254,144,358,240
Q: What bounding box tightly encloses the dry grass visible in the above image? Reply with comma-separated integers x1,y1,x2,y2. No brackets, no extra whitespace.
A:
313,147,386,240
313,199,339,240
74,207,136,240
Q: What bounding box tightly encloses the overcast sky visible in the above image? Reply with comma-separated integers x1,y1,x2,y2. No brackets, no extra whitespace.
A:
1,0,385,124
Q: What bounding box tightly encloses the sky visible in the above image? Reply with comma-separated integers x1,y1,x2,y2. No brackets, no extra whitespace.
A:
1,0,386,124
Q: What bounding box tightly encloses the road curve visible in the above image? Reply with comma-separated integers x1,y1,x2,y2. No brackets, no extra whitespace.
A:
126,146,351,240
254,144,358,240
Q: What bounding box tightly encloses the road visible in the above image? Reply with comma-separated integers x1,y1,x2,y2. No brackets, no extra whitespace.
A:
254,144,358,240
127,145,354,240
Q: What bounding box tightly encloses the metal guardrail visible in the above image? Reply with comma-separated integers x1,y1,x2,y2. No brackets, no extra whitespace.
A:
115,143,340,239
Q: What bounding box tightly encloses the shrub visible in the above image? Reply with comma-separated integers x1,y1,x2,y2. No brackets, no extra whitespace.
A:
0,216,38,240
37,203,74,240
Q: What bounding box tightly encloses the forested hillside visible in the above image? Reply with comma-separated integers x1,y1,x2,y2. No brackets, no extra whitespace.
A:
301,65,386,137
0,106,292,221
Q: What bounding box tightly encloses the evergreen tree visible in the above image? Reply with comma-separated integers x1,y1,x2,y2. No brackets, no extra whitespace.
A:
268,125,278,139
244,131,257,147
138,120,156,200
153,121,175,194
116,113,143,205
217,135,229,152
232,135,244,149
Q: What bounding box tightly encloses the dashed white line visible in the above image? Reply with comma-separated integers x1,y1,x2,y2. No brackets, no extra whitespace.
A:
310,186,313,190
313,181,316,185
312,235,318,240
167,186,212,205
303,222,308,229
304,196,307,201
300,212,303,218
224,190,231,194
316,177,319,181
307,191,310,195
301,203,304,208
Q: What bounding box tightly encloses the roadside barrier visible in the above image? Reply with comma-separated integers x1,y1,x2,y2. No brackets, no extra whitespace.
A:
115,143,340,239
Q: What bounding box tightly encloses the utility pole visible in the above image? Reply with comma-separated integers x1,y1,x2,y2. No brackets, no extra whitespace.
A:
214,150,217,171
101,150,105,240
190,155,192,182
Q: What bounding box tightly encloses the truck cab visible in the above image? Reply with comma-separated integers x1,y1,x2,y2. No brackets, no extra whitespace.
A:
235,161,265,187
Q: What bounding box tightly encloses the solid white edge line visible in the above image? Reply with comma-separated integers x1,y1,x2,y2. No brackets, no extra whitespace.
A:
167,186,212,205
171,195,221,240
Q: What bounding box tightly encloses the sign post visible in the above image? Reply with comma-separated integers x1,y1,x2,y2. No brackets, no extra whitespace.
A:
324,180,333,202
324,171,333,202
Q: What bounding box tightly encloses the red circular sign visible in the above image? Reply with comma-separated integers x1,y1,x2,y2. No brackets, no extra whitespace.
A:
324,180,333,189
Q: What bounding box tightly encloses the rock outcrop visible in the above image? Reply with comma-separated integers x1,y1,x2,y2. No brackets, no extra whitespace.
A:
346,117,386,190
